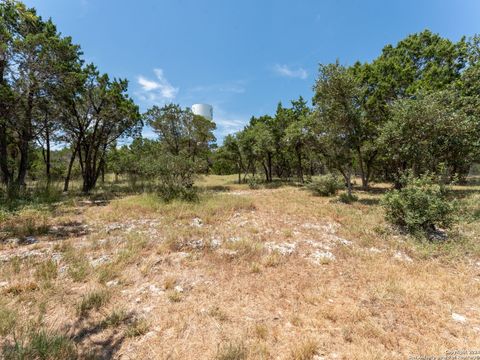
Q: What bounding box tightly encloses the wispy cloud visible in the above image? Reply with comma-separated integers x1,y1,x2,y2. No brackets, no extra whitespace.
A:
211,105,248,142
273,64,308,79
136,68,179,105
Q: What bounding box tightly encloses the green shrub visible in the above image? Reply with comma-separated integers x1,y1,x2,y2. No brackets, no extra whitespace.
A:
382,173,457,234
76,290,110,317
2,330,78,360
338,193,358,204
157,183,198,202
248,177,260,190
215,341,247,360
307,174,341,196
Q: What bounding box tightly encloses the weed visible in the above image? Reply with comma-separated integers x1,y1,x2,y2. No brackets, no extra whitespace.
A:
289,339,318,360
35,259,58,284
125,318,150,338
77,290,110,317
215,341,247,360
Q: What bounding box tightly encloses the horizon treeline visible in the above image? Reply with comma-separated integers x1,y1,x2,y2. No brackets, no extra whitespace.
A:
1,0,480,198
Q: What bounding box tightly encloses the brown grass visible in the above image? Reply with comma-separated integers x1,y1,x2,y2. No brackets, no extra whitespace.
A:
0,175,479,359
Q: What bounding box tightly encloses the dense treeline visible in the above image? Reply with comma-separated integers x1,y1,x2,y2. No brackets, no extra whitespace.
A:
215,31,480,192
1,0,479,202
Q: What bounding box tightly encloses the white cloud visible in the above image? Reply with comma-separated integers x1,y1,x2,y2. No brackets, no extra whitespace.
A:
136,68,179,105
211,105,248,142
273,64,308,79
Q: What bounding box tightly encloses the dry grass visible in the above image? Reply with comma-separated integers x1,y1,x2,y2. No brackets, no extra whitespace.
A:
0,175,479,359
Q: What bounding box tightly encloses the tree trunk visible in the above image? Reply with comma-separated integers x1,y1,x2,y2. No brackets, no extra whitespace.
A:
267,153,273,182
16,88,35,187
16,135,29,187
346,168,353,197
0,57,11,185
44,124,51,186
64,144,78,192
0,122,10,185
296,145,303,183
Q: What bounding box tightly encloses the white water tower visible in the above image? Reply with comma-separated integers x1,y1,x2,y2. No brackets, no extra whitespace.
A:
192,103,213,121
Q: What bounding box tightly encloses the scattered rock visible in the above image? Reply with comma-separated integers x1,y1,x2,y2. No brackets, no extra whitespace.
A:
452,313,467,323
210,238,222,249
301,223,323,230
90,255,111,267
331,235,352,246
393,251,413,263
149,284,163,296
218,249,238,258
227,236,241,243
106,223,123,233
4,238,20,246
429,227,448,241
170,251,190,262
0,281,9,288
174,285,184,293
51,253,63,264
191,218,203,227
304,239,332,250
188,239,204,249
368,247,383,254
106,280,119,287
310,251,336,264
265,242,296,255
321,222,341,234
23,236,38,245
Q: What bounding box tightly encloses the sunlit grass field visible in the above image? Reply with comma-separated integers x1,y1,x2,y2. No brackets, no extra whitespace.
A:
0,175,479,359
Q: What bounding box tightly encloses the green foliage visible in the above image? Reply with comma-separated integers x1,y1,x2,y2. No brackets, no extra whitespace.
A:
125,318,150,338
0,304,17,337
215,341,247,360
35,260,58,284
307,174,341,196
338,193,359,204
76,290,110,317
382,173,458,234
2,331,78,360
248,177,260,190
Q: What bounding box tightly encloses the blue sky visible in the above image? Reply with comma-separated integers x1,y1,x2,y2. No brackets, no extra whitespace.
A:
25,0,480,141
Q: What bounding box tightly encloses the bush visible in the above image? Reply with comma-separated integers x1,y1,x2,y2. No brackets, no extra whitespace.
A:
338,193,358,204
307,174,341,196
153,155,199,202
382,173,457,234
248,177,260,190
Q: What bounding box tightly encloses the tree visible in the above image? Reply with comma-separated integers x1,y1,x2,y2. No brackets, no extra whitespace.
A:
61,65,141,192
378,92,478,186
284,97,311,183
312,62,364,197
144,104,216,170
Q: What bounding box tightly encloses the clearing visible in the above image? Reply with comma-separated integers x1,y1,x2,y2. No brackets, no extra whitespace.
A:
1,176,480,359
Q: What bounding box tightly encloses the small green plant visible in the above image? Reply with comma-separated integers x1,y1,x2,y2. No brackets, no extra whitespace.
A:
338,192,358,204
382,172,457,235
215,341,247,360
307,174,341,196
101,309,130,328
76,290,110,317
35,259,58,284
167,290,183,303
125,318,150,338
248,177,260,190
0,304,17,337
2,330,78,360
